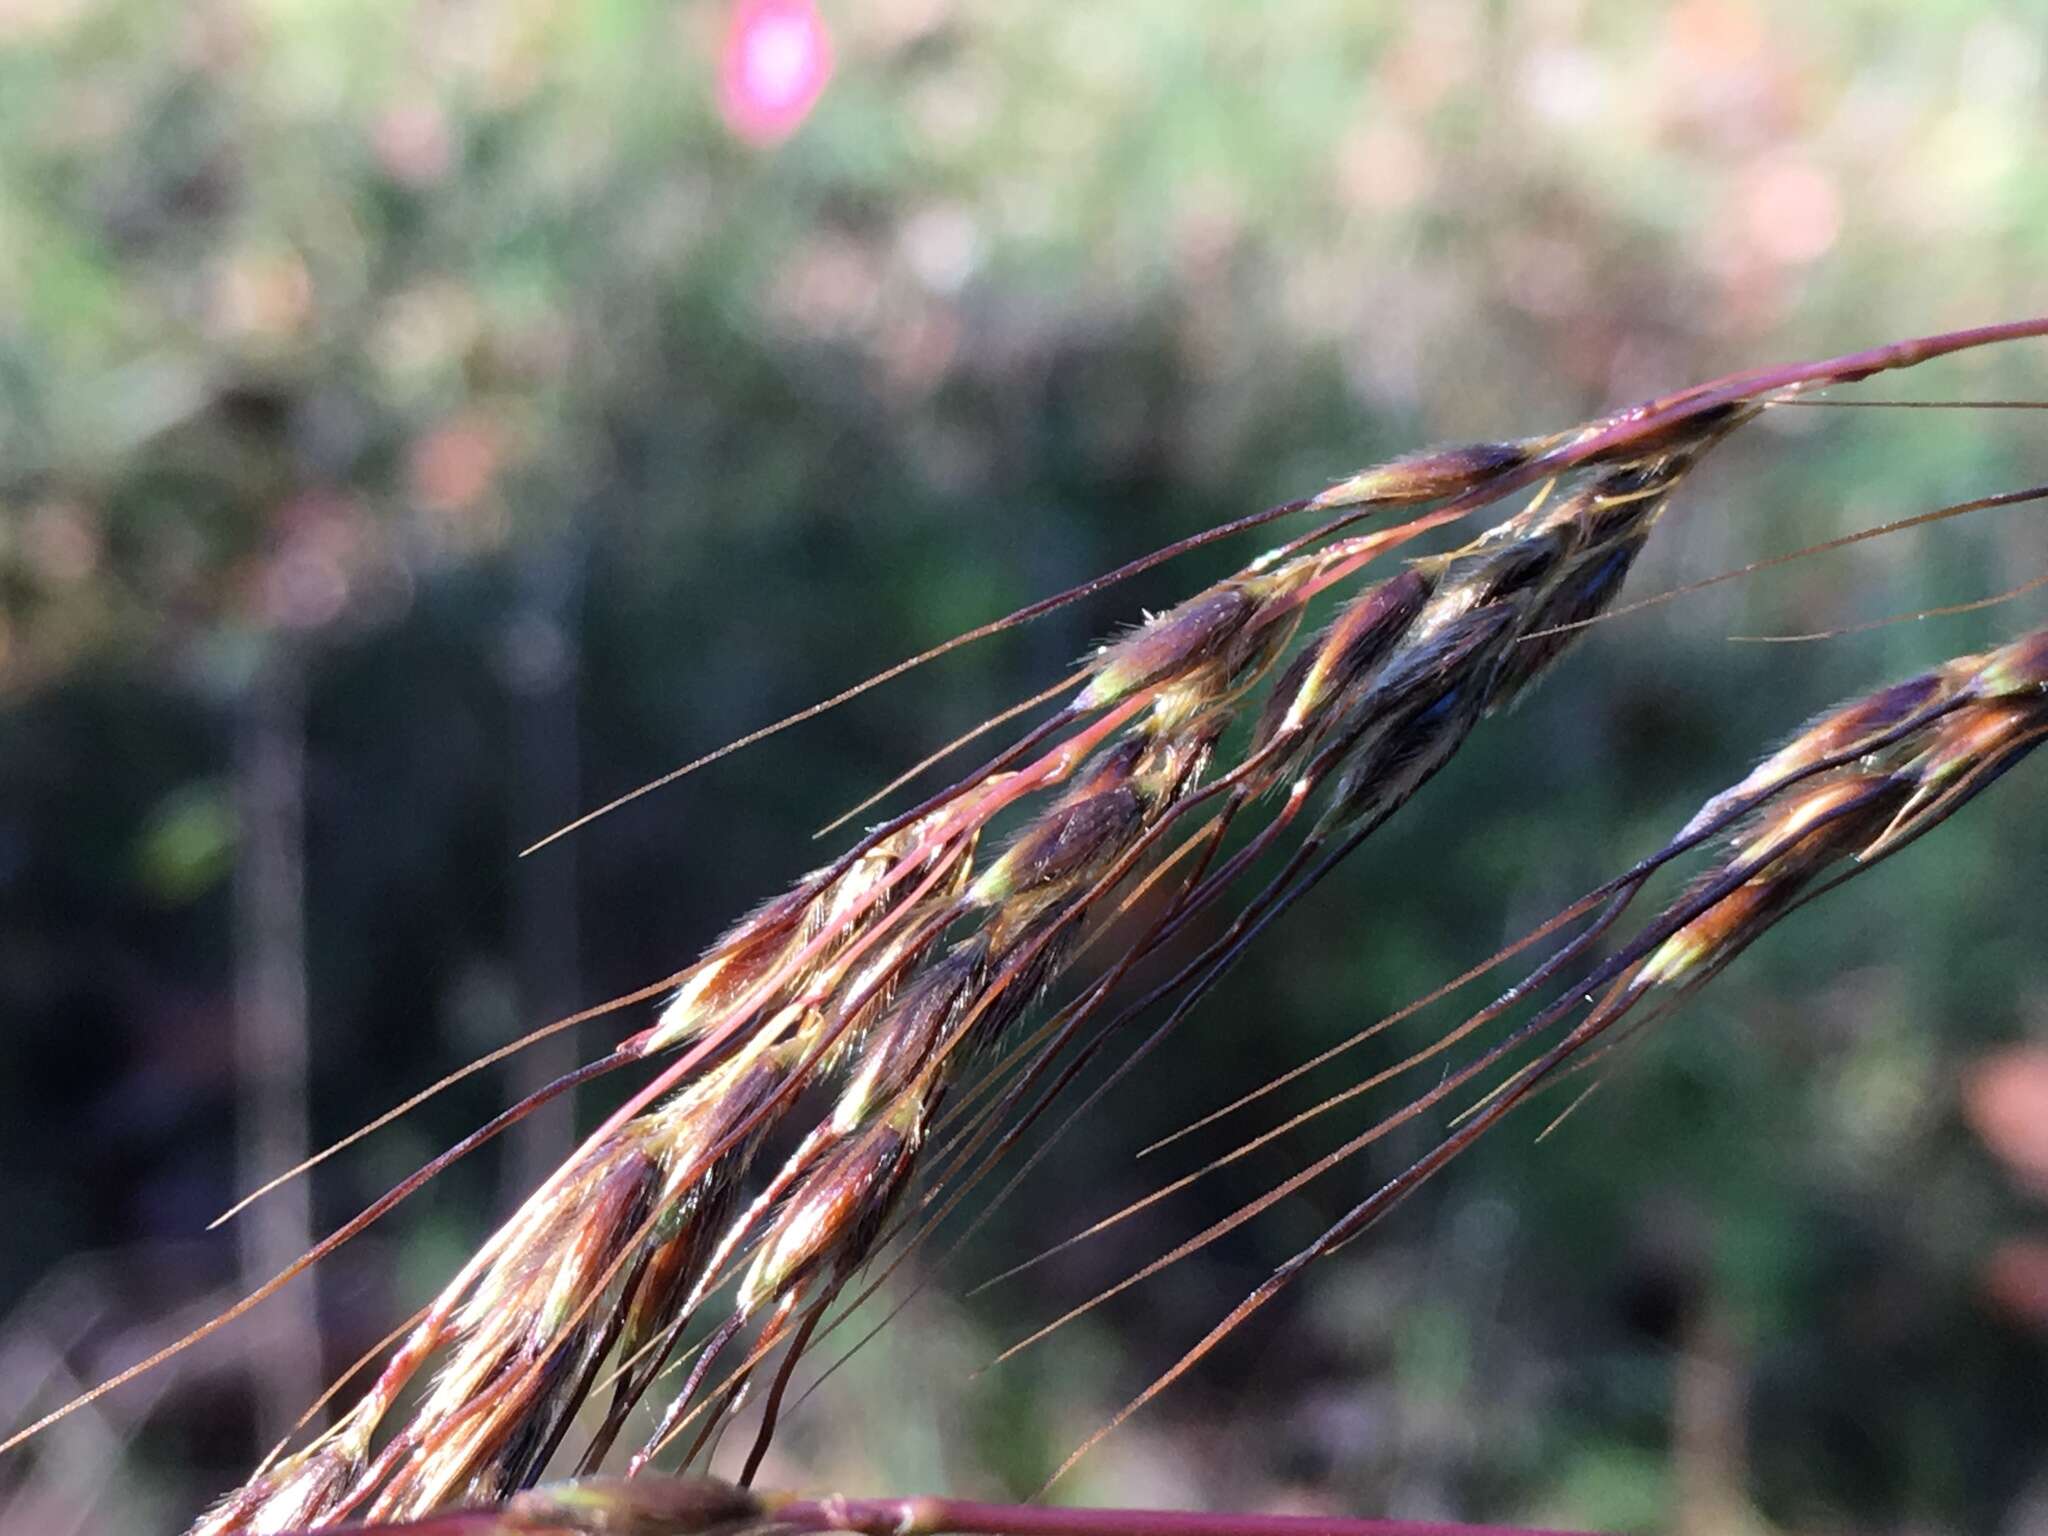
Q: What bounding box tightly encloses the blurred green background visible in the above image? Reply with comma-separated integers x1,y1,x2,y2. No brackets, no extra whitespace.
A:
2,2,2046,1532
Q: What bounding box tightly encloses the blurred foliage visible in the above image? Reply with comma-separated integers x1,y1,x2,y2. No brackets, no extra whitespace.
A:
2,1,2047,1533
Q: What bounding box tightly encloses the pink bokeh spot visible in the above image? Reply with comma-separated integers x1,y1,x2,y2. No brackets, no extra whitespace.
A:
719,0,833,146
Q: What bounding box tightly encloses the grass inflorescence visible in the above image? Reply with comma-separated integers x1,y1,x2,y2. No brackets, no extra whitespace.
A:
4,321,2044,1534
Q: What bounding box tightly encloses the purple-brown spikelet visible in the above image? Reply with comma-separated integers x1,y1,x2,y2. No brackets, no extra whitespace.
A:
614,1051,803,1369
1676,670,1959,842
1076,585,1266,711
1313,602,1519,836
1307,437,1547,511
368,1141,663,1516
1251,567,1438,763
968,750,1150,913
736,1110,922,1321
829,941,988,1134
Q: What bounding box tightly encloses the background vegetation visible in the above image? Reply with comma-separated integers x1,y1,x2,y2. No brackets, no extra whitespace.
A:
2,2,2045,1532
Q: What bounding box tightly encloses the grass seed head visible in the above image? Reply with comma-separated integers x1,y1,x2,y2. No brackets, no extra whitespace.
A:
137,326,2048,1528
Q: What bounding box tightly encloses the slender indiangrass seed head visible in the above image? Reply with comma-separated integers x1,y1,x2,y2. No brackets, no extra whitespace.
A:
126,323,2048,1532
174,372,1753,1530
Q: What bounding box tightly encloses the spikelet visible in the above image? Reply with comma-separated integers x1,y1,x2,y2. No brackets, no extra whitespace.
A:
188,1403,377,1536
1307,437,1548,512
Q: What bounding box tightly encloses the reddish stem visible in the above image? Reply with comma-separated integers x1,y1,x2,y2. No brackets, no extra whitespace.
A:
771,1495,1594,1536
295,1486,1596,1536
